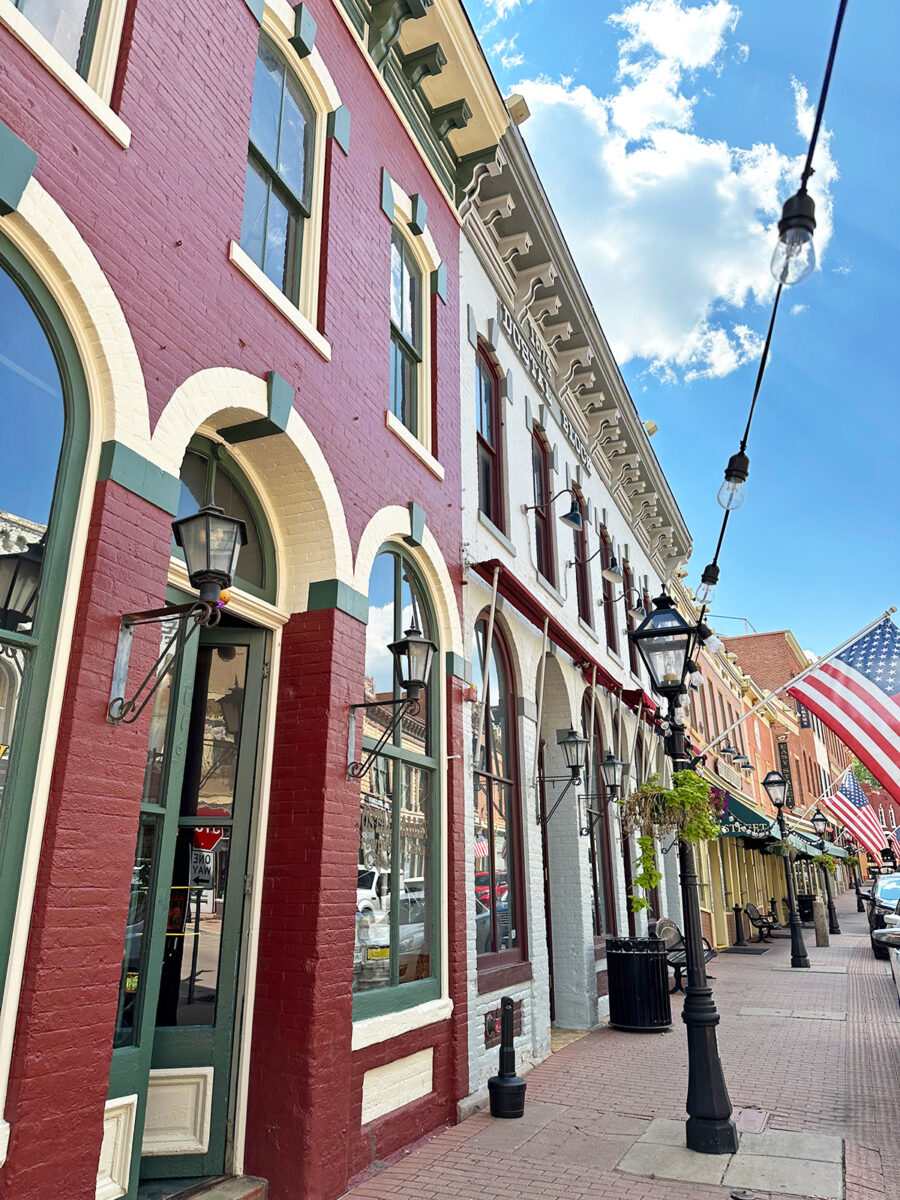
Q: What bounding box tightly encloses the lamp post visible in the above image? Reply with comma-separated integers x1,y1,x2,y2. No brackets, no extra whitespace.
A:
811,807,841,935
630,593,738,1155
762,771,809,968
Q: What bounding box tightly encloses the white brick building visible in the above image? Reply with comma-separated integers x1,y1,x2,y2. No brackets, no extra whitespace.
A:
457,122,692,1106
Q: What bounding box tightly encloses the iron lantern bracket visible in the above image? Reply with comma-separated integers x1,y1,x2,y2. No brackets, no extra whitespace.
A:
579,791,617,837
347,695,421,779
537,772,581,826
107,600,220,725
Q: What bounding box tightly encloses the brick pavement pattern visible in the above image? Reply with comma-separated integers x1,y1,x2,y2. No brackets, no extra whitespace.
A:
341,893,898,1200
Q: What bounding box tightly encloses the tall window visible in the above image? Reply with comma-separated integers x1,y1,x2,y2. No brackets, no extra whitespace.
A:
623,562,639,674
241,36,315,303
599,529,618,654
475,348,503,529
581,695,616,938
531,432,554,585
472,620,523,960
14,0,104,75
354,549,439,1015
573,494,591,626
390,229,423,438
0,242,87,992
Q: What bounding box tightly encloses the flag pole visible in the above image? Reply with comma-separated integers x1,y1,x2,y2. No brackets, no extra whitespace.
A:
694,608,897,759
797,765,851,820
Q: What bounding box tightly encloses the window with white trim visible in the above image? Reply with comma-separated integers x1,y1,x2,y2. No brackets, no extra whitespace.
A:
390,228,423,438
7,0,128,102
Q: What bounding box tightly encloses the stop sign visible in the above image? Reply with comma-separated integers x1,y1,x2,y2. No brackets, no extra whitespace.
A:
193,826,224,852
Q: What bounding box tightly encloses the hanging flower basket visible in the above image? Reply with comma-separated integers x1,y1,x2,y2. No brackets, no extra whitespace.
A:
812,852,836,874
765,841,793,859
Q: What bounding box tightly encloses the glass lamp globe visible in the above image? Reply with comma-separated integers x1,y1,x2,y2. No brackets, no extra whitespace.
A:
388,624,437,698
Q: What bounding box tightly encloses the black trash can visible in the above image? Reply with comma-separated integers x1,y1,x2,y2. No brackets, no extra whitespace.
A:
605,936,672,1032
797,893,815,923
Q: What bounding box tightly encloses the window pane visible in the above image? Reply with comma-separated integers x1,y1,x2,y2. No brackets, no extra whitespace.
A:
17,0,91,70
473,777,491,951
140,627,178,808
402,244,419,347
212,470,264,589
476,359,494,445
391,338,417,437
0,267,66,635
398,765,431,984
249,40,283,168
494,781,515,949
390,236,403,330
365,552,396,697
0,646,29,820
157,825,231,1026
180,645,249,822
355,755,393,993
263,188,290,291
240,158,269,272
279,74,312,203
114,817,160,1048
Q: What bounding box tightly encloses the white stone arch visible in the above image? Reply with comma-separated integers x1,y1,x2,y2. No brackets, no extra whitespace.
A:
352,507,462,659
151,367,353,615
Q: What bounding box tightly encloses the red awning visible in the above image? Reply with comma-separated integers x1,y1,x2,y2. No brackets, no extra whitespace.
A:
471,560,657,720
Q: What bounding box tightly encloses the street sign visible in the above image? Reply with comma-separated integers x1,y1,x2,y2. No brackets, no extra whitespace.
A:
190,848,215,888
193,826,223,853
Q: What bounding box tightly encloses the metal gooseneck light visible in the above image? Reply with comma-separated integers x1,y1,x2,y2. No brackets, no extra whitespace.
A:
763,770,810,969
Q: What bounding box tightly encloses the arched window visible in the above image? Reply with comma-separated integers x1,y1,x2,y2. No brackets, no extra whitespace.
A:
472,619,524,961
623,561,639,675
879,805,886,827
475,347,504,530
354,548,440,1015
0,239,88,987
172,436,276,603
572,493,591,627
531,431,554,585
598,528,618,654
390,228,423,438
581,694,616,938
890,807,896,829
241,35,316,302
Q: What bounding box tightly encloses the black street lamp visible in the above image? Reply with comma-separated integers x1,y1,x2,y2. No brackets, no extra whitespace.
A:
172,504,249,606
630,593,738,1155
0,536,44,632
763,771,810,968
538,726,590,826
811,806,841,935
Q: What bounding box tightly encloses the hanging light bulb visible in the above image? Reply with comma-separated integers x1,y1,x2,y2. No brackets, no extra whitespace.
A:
771,188,816,286
694,563,719,606
716,451,750,511
686,658,703,691
699,622,724,656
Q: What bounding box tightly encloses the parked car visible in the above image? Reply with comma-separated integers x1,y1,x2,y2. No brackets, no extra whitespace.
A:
872,901,900,1004
474,870,508,906
861,872,900,958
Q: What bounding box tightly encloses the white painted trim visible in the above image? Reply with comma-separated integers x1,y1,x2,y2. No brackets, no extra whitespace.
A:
95,1093,137,1200
84,0,129,103
0,0,130,146
361,1048,433,1124
167,558,290,629
384,410,445,480
352,997,454,1051
227,241,332,361
142,1067,214,1156
230,624,281,1174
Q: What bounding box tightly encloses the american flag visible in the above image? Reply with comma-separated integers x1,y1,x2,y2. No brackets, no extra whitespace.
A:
821,773,888,860
890,827,900,861
788,616,900,806
473,838,489,858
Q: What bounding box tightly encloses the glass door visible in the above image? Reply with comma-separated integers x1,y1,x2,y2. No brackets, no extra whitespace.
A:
107,618,266,1197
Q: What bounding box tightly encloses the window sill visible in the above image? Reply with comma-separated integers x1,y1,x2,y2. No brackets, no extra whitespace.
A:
0,0,131,147
476,959,533,996
578,616,599,643
477,511,515,557
351,996,453,1051
535,572,563,607
228,241,331,362
385,410,445,480
607,647,624,669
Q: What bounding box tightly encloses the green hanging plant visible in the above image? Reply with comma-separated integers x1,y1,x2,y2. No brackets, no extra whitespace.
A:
765,841,793,859
845,854,859,869
617,771,718,912
812,852,836,874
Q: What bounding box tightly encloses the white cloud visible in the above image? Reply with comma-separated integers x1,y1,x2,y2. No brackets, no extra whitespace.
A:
512,0,839,382
791,303,808,315
479,0,529,33
492,34,525,70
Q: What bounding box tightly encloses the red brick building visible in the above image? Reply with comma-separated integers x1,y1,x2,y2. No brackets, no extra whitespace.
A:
0,3,508,1198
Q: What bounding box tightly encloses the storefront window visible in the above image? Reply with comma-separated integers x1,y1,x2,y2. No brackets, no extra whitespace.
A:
582,694,616,938
472,620,522,958
353,549,439,1012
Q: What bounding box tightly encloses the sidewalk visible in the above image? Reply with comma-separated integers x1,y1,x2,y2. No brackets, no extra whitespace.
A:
342,893,898,1200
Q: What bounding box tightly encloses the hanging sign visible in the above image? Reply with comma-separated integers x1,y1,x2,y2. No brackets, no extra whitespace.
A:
190,848,215,889
777,742,795,807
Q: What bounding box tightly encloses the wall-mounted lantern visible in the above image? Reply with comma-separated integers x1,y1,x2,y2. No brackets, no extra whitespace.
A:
537,726,589,827
107,506,247,724
0,536,44,632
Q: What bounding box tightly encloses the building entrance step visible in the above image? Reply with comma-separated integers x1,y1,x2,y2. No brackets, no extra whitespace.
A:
137,1178,267,1200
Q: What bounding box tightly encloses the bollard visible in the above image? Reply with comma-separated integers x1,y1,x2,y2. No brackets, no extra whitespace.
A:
812,899,830,947
732,905,747,946
488,996,526,1118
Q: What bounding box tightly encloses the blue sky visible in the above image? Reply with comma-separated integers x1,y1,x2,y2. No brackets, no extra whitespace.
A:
468,0,899,655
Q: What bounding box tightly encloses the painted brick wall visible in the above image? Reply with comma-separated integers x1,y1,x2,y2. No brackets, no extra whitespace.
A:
0,483,174,1200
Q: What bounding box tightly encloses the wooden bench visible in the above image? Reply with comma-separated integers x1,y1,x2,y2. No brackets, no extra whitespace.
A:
655,917,717,993
744,902,776,941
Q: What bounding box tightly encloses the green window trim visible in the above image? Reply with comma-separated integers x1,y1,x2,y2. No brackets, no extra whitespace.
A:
352,545,442,1022
0,233,91,997
13,0,105,80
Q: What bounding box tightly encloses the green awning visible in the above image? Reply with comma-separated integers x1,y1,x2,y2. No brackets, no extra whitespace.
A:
719,795,776,840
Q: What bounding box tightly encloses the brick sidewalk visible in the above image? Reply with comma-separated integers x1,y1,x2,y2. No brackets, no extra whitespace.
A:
342,893,899,1200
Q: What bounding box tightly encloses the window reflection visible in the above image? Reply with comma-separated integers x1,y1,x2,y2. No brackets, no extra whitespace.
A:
354,550,436,998
0,647,28,820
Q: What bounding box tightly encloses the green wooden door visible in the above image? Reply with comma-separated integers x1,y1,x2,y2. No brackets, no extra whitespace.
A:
108,616,266,1196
